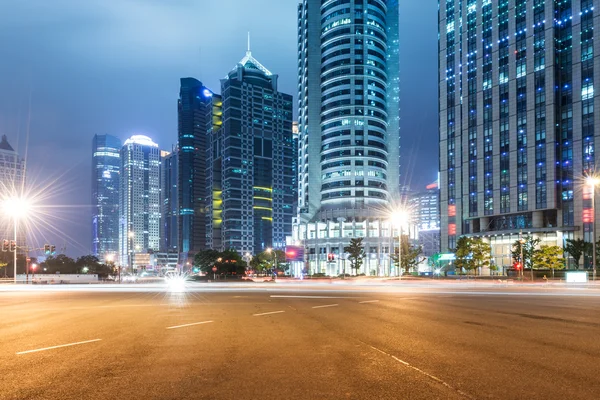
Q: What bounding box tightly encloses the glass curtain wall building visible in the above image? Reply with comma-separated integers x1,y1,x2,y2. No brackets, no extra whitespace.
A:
408,181,441,257
91,134,121,262
439,0,599,271
177,78,222,264
292,0,401,276
161,149,178,254
0,135,27,257
207,47,295,255
119,135,161,270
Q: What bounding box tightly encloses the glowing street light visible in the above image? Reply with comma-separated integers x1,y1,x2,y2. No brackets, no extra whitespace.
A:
586,176,600,281
1,196,32,284
31,263,37,281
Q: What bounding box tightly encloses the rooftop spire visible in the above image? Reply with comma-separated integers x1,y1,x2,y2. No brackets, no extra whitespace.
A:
0,135,15,151
247,32,251,55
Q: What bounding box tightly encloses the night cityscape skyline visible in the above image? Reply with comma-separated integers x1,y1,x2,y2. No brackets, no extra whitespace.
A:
0,0,438,257
3,3,600,400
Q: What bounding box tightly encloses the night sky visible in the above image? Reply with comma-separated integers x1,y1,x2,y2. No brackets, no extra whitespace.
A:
0,0,438,257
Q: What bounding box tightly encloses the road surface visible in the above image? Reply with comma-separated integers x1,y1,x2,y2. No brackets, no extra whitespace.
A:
1,282,599,399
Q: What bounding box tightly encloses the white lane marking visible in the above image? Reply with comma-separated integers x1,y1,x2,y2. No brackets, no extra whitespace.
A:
270,295,355,299
312,304,339,309
368,345,474,399
359,300,380,304
166,320,214,330
253,310,285,316
17,339,102,355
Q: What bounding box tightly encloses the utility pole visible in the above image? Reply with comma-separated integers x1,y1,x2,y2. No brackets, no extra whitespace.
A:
13,219,17,284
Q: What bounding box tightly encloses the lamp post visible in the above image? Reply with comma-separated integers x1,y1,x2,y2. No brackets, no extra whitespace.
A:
586,177,600,281
31,263,37,281
106,254,118,283
266,248,277,276
2,196,31,284
392,210,409,278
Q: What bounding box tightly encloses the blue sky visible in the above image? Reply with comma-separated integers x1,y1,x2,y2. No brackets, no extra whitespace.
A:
0,0,438,256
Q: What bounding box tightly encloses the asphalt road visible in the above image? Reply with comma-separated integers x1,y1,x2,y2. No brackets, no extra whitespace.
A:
1,283,600,400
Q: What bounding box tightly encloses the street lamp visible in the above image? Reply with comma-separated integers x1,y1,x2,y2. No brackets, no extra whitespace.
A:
106,253,119,283
586,176,600,281
244,252,252,270
1,196,31,284
265,247,277,275
391,210,409,277
31,263,37,281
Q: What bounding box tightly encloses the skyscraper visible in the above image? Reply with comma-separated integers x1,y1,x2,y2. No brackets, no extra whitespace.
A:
408,181,441,257
161,149,178,253
0,135,26,257
293,0,401,276
119,135,161,270
206,46,295,255
177,78,222,263
439,0,598,271
91,134,121,261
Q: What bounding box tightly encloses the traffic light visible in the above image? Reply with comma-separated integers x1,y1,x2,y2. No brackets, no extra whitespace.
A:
10,240,16,252
2,240,8,252
50,245,56,255
44,244,50,254
327,253,335,262
514,262,522,270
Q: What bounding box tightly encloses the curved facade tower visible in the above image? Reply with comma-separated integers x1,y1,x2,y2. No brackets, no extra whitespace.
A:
294,0,401,276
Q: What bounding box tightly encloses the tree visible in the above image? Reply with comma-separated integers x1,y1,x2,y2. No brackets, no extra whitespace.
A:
76,255,100,273
249,250,285,275
74,255,114,278
564,239,591,269
470,237,492,276
532,245,565,278
392,236,424,274
454,236,474,274
511,236,541,270
218,249,246,275
344,237,365,274
193,249,222,274
42,255,77,274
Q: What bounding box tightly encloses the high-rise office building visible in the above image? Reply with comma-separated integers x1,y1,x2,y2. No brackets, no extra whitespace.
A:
177,78,222,263
91,134,121,262
0,135,26,255
409,181,441,257
439,0,599,270
206,46,295,255
161,149,178,253
292,0,401,276
119,135,161,270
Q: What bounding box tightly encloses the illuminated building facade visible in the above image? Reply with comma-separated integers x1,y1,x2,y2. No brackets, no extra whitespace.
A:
439,0,599,270
177,78,222,263
0,135,27,255
119,135,161,269
207,47,295,255
292,0,402,276
408,181,441,257
161,149,178,254
91,134,121,261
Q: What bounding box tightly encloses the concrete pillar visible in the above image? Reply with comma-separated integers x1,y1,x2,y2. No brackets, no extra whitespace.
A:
532,211,543,228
